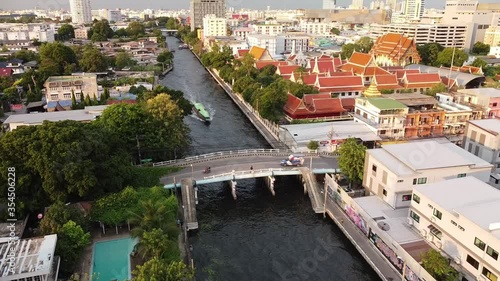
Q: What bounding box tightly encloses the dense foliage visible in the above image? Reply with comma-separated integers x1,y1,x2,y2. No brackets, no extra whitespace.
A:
421,249,459,281
338,138,366,184
340,36,374,59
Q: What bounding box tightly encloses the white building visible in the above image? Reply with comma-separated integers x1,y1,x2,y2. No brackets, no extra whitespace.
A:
363,139,493,208
351,0,364,9
70,0,92,24
95,9,122,22
369,23,467,48
74,27,89,39
323,0,336,9
247,34,278,56
409,177,500,281
202,14,227,38
404,0,425,20
463,118,500,181
43,74,98,111
276,33,310,54
354,95,409,140
4,106,108,131
232,27,252,39
0,234,60,280
248,23,284,36
489,46,500,58
190,0,226,31
0,23,56,43
299,22,334,35
441,0,500,50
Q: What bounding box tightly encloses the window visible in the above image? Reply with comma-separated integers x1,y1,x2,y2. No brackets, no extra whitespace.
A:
470,130,477,141
458,173,466,178
479,134,486,145
466,255,479,269
429,225,442,240
382,189,387,196
486,246,499,260
482,267,498,281
451,220,457,226
382,170,388,184
372,165,377,172
474,237,486,250
413,177,427,185
50,94,59,100
402,194,411,201
474,146,479,156
397,179,404,183
413,194,420,203
433,208,442,220
410,210,420,222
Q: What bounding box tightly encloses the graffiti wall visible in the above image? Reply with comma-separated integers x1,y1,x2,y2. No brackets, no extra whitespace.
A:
368,231,403,273
345,205,368,235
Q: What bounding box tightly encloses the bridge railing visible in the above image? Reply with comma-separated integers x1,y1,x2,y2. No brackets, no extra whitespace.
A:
203,168,292,179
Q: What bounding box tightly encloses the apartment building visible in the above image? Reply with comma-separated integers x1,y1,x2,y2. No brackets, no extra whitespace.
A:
405,0,425,20
248,23,284,36
369,23,467,48
232,27,252,39
456,88,500,118
247,34,278,56
276,33,310,54
441,0,500,50
299,22,334,35
202,14,227,38
74,27,90,39
43,75,98,111
484,26,500,47
434,94,484,138
190,0,225,31
0,234,60,280
70,0,92,24
386,93,446,139
354,84,408,140
409,177,500,281
0,23,56,42
363,140,493,208
463,118,500,178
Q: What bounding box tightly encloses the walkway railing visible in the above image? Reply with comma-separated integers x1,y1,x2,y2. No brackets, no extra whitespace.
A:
203,167,292,179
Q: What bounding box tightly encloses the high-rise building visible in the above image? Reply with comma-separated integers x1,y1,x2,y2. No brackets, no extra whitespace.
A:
323,0,336,10
190,0,225,31
69,0,92,24
351,0,364,9
404,0,424,20
387,0,398,10
202,14,227,38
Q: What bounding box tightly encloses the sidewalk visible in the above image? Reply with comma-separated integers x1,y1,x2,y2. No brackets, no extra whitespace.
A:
326,199,401,281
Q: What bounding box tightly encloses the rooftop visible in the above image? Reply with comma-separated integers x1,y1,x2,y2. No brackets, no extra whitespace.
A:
379,140,492,171
383,93,438,107
358,97,408,110
468,118,500,135
282,120,381,143
4,106,108,126
415,177,500,239
0,234,57,278
458,88,500,98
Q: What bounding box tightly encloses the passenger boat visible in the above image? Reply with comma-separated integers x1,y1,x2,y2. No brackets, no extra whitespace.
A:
193,103,210,123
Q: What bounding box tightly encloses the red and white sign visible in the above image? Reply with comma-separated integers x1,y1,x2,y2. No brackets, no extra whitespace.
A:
10,104,23,110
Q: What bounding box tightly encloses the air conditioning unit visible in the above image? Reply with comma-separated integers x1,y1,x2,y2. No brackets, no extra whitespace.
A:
435,242,442,249
431,216,436,222
454,256,461,264
421,229,427,236
407,218,414,225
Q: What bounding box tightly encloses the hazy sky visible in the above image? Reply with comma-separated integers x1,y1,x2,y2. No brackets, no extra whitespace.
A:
1,0,500,11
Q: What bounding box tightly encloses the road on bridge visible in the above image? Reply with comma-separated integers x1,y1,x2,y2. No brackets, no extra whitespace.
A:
160,155,338,185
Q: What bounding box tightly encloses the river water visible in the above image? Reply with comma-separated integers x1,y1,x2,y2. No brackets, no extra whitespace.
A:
160,36,380,281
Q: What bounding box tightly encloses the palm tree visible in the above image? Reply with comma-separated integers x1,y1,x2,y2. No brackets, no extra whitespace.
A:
129,197,178,238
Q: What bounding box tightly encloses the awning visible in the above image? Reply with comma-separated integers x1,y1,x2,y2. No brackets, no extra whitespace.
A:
428,224,442,238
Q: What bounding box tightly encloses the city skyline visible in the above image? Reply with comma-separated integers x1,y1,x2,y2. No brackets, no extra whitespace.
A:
1,0,485,11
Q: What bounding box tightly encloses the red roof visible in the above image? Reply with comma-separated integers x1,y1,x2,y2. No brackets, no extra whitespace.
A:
303,93,331,105
237,49,249,57
369,33,420,64
348,52,373,66
340,98,355,110
391,69,420,79
317,76,364,88
283,93,347,119
107,100,137,105
300,74,320,85
255,61,287,69
374,74,399,85
287,55,297,61
403,73,442,88
312,98,346,114
0,68,13,77
277,65,299,75
282,74,292,80
330,72,356,77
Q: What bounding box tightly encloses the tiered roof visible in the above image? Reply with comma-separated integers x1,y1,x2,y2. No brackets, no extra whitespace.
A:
402,73,442,88
339,52,391,76
369,33,421,65
314,76,365,93
284,93,348,119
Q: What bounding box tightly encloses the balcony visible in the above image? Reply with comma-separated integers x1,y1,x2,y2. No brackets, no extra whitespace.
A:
354,113,398,129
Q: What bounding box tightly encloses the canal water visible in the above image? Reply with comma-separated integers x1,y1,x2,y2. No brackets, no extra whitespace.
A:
160,36,380,281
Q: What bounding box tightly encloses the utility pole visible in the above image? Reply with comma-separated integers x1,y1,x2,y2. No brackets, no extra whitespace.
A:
447,40,456,93
328,125,335,153
136,134,142,163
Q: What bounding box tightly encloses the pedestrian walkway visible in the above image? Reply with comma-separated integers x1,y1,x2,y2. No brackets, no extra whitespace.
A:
326,198,401,281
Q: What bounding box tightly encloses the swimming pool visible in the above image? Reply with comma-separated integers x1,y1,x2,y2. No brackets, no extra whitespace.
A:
92,237,138,281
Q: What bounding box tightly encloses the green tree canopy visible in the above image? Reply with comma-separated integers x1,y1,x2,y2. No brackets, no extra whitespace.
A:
425,82,448,97
90,19,113,41
330,27,340,35
157,50,174,65
39,201,87,235
471,41,490,55
338,138,366,184
470,57,487,69
421,249,459,281
137,228,179,261
115,28,128,37
417,43,444,66
341,43,359,60
127,21,146,37
57,24,75,41
12,49,39,62
56,220,91,276
39,42,78,75
115,51,136,70
435,48,468,67
132,258,194,281
166,18,179,30
79,44,108,72
307,140,319,150
355,36,374,53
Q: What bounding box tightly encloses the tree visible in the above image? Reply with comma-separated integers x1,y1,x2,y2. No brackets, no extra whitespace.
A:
56,220,91,275
79,44,108,72
470,57,487,69
355,37,373,53
425,82,447,96
71,90,77,109
90,19,113,41
330,27,340,35
417,43,444,66
338,138,366,184
115,28,128,37
57,24,75,41
307,140,319,150
341,43,359,59
39,42,78,75
85,94,91,106
137,228,178,261
12,49,39,62
115,52,136,70
421,249,459,281
435,48,468,67
157,50,174,66
127,21,146,37
130,195,179,239
471,41,490,55
166,18,179,30
39,201,87,235
132,258,194,281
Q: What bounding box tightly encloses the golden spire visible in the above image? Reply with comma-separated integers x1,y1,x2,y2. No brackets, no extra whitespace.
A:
363,76,381,97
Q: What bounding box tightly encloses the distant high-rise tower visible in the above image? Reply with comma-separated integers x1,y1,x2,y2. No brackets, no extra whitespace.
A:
323,0,336,10
404,0,424,20
351,0,364,9
190,0,225,31
69,0,92,24
387,0,398,10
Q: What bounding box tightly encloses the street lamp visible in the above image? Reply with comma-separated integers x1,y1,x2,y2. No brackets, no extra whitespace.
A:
190,164,193,179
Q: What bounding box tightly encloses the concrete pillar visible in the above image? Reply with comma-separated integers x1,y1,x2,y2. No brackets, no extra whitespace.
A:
231,180,237,200
267,176,276,196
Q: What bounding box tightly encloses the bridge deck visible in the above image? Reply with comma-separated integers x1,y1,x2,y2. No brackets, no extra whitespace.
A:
300,168,324,213
181,178,198,230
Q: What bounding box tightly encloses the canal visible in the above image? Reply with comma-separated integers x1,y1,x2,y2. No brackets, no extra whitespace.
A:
160,36,381,281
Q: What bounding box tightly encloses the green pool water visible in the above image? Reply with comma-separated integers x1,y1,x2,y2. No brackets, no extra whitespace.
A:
92,237,138,281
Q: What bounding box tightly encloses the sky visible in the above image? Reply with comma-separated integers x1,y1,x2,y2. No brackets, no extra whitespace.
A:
1,0,500,11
